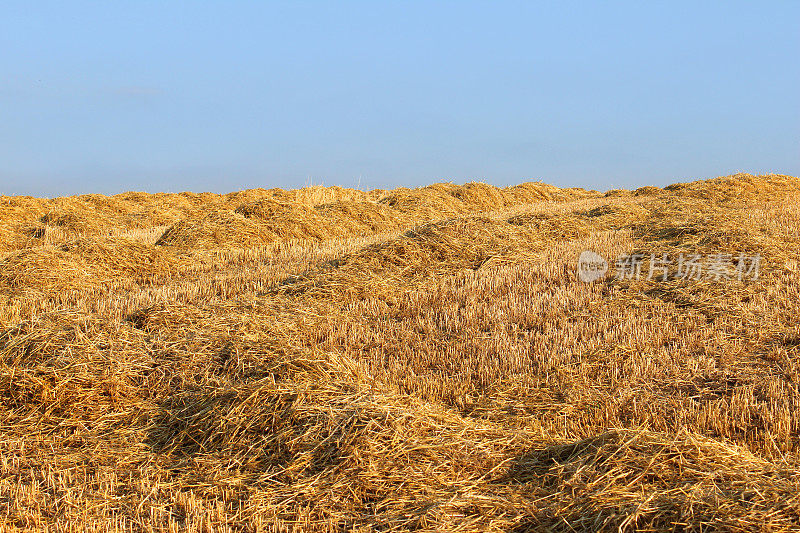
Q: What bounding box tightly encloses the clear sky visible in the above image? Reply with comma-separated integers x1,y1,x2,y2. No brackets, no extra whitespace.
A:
1,1,798,196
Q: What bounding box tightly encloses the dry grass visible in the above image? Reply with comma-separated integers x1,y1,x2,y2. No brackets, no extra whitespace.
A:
1,175,800,532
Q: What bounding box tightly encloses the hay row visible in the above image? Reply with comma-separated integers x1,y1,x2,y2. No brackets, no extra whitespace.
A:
1,173,800,531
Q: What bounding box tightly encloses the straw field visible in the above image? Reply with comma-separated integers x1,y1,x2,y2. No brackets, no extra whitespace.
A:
1,174,799,531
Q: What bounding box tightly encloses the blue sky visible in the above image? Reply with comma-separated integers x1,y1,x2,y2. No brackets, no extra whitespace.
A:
1,1,798,196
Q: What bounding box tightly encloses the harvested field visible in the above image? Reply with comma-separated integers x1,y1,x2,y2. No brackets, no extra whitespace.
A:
1,174,800,532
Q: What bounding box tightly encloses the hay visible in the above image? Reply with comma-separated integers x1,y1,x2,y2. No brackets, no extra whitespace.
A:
0,222,46,255
513,429,800,530
0,236,177,293
507,211,591,239
378,184,467,218
313,200,412,234
234,198,411,240
633,185,662,196
39,208,119,235
167,187,574,250
664,173,800,204
158,199,414,249
155,209,277,248
604,188,632,197
578,203,652,229
1,181,595,254
275,185,372,205
507,181,594,202
235,199,331,240
632,191,799,267
274,216,551,299
378,181,595,220
0,173,799,531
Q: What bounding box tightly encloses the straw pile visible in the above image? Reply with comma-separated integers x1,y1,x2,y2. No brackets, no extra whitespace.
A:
154,209,277,248
313,200,413,234
665,172,800,203
0,236,177,295
275,216,553,301
156,200,413,248
0,184,384,256
633,185,662,196
1,173,799,531
158,181,591,250
237,198,412,240
512,429,800,530
378,181,593,219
